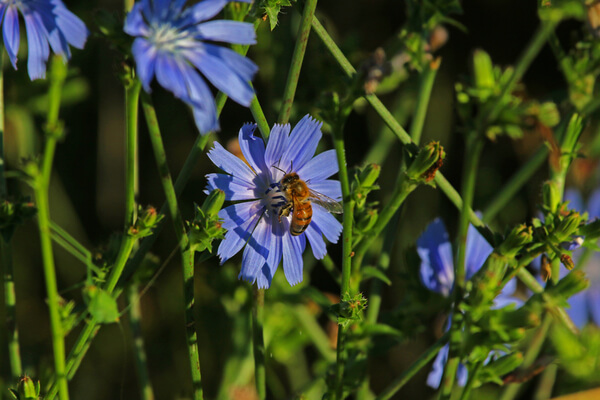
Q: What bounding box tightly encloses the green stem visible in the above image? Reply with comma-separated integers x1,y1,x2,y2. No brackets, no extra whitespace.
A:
278,0,319,124
250,89,271,140
533,364,557,400
376,332,449,400
458,361,483,400
331,113,353,400
499,314,553,400
142,91,203,399
410,60,440,144
127,283,155,400
35,179,69,400
441,137,484,400
482,146,548,222
35,56,69,400
252,288,266,400
311,15,485,230
0,48,22,381
124,80,141,228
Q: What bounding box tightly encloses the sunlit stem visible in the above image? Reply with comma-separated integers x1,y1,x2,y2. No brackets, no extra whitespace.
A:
36,56,69,400
278,0,319,124
127,283,155,400
142,91,204,400
440,136,484,400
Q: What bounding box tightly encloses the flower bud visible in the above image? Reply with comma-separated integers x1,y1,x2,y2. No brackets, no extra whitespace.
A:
541,254,552,282
333,293,368,327
578,219,600,240
129,205,164,238
357,164,381,191
9,376,40,400
542,181,561,213
484,352,524,384
356,208,378,233
546,270,589,303
553,211,582,243
560,254,575,270
406,141,445,183
188,199,226,253
201,189,226,219
473,49,495,91
497,224,533,257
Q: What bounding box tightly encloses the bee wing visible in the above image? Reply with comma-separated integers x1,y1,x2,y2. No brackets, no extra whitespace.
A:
308,189,343,214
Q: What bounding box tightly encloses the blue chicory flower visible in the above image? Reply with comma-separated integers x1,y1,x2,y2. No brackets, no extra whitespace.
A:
417,218,521,388
205,115,343,288
0,0,88,80
124,0,258,135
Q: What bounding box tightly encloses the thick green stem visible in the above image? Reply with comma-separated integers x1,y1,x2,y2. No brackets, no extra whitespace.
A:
250,89,271,140
142,92,203,399
331,114,353,400
34,56,69,400
252,288,266,400
410,60,440,144
458,361,483,400
376,332,450,400
440,137,484,400
35,180,69,400
124,80,141,228
0,48,23,381
278,0,318,124
127,283,155,400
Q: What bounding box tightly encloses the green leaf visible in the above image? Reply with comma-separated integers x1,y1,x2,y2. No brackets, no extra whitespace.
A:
83,286,120,324
363,323,403,338
361,266,392,286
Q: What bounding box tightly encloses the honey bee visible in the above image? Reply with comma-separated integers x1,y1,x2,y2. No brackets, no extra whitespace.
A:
278,172,343,236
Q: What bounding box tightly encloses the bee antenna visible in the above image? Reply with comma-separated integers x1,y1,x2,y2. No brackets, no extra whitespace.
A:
272,165,286,173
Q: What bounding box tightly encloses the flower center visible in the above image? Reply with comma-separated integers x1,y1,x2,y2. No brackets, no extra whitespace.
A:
263,183,288,218
148,23,193,53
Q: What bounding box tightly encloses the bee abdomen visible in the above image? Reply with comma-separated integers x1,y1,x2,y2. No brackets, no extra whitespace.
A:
291,202,312,236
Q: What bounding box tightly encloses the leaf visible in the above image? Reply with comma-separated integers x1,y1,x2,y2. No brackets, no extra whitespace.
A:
362,266,392,285
363,323,403,338
262,0,294,30
83,286,120,324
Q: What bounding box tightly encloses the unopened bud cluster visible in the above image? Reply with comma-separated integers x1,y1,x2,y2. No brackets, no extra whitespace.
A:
332,293,367,328
9,376,40,400
352,164,380,236
128,206,164,239
188,189,226,253
406,141,445,183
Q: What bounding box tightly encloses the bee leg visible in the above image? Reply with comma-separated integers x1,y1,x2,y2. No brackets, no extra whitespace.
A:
278,202,292,222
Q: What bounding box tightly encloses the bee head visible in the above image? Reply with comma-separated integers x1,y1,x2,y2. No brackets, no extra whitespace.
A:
281,172,299,187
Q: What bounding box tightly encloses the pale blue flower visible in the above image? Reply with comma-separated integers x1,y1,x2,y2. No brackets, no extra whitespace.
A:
0,0,88,80
205,115,343,288
124,0,258,135
417,219,520,388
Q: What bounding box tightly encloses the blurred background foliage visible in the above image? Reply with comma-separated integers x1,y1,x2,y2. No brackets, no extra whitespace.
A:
2,0,600,399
